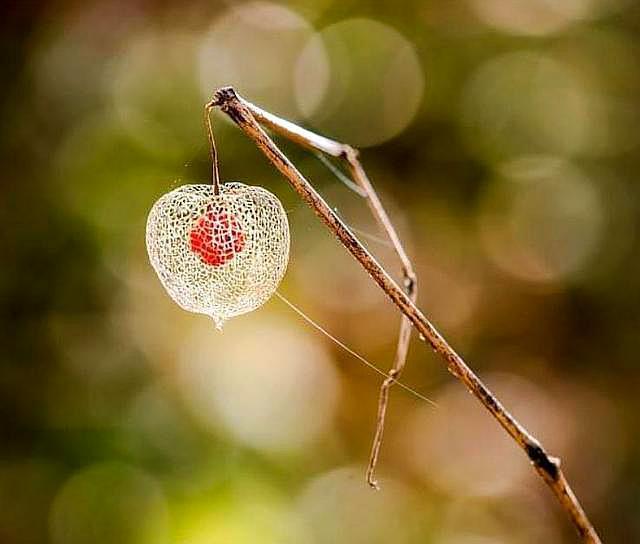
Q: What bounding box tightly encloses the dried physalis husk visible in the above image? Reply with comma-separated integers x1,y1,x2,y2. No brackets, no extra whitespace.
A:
146,182,290,328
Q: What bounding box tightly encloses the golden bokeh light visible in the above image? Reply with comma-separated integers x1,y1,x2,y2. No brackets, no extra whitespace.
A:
477,156,603,284
49,463,169,544
460,51,592,159
295,18,424,147
174,479,308,544
110,30,203,161
402,373,573,497
199,2,318,120
177,318,340,453
296,467,424,543
467,0,592,36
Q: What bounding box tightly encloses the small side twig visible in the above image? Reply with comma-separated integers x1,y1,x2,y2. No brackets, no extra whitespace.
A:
207,86,603,544
343,149,417,490
235,98,417,489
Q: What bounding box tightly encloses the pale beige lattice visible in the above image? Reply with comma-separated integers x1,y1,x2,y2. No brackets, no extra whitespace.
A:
146,182,290,328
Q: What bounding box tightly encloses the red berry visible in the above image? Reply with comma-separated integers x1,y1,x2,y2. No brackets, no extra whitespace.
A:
189,207,246,266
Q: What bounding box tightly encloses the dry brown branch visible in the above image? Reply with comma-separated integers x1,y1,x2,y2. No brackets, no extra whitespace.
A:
206,86,603,544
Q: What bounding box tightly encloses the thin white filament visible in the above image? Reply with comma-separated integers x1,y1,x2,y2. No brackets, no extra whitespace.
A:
332,212,394,248
275,292,437,408
314,151,367,198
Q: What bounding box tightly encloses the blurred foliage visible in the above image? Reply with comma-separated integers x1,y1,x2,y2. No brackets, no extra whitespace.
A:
2,0,640,542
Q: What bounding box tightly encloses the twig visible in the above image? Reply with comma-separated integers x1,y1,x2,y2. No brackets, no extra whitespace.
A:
207,87,603,544
233,99,417,489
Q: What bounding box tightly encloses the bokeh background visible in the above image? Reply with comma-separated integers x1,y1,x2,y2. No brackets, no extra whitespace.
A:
2,0,639,542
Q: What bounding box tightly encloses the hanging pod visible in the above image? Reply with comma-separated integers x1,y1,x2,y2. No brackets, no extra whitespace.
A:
146,182,290,328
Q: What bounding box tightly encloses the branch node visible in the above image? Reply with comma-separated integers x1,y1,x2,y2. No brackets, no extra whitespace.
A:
525,442,560,480
403,273,417,293
341,146,361,166
211,86,238,108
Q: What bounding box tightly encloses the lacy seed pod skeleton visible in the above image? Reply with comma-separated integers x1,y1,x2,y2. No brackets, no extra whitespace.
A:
146,182,289,328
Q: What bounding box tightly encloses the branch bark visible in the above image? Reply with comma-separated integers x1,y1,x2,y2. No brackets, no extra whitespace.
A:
208,86,602,544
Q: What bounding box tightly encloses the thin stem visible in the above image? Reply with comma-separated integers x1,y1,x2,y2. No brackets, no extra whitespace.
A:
204,102,220,195
208,86,603,544
342,149,417,489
